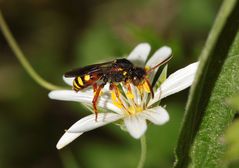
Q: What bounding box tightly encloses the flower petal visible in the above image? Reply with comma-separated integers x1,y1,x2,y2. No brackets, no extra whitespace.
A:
140,106,169,125
67,113,123,133
124,115,147,139
63,76,74,86
127,43,151,66
148,62,199,106
48,90,122,114
56,132,83,149
56,112,123,149
146,46,172,67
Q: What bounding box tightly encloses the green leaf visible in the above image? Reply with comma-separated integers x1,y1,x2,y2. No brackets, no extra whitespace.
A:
224,119,239,164
227,95,239,110
174,0,239,167
190,32,239,168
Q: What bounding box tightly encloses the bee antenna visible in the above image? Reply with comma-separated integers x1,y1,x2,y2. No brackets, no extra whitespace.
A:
146,54,172,74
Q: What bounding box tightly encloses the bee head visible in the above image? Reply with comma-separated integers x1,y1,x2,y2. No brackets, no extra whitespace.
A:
131,67,146,86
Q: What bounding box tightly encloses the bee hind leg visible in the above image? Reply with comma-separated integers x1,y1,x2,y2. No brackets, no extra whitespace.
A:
92,83,105,121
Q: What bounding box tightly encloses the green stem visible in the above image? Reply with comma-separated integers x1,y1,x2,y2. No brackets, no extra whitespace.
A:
137,135,147,168
0,10,63,91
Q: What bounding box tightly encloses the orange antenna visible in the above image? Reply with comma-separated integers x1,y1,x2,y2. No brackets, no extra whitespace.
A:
146,54,173,74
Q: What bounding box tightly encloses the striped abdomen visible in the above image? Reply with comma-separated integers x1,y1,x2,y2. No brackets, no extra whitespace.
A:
73,74,99,91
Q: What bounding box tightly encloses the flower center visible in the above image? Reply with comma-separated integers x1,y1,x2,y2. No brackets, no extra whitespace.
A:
110,81,151,116
127,105,143,115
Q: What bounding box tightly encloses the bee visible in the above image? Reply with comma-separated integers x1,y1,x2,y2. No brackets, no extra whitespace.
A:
64,56,171,120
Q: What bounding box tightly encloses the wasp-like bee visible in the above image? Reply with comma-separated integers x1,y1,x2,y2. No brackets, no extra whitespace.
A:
64,56,171,120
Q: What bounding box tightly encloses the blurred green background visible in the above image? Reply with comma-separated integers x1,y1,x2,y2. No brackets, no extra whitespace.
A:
0,0,222,168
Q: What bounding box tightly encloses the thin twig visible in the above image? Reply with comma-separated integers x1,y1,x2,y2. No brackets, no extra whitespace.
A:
0,10,63,91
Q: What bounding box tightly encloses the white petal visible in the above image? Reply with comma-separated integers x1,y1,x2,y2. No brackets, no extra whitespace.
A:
67,113,123,133
140,106,169,125
56,132,83,149
63,76,74,86
124,115,147,139
148,62,199,106
127,43,151,66
48,90,122,114
146,46,172,81
56,112,123,149
146,46,172,77
146,46,172,68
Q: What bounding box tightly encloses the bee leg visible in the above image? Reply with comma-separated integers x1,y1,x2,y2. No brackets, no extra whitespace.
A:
124,82,136,103
110,83,122,105
92,83,105,121
110,83,131,114
110,83,121,99
93,83,97,92
145,78,154,99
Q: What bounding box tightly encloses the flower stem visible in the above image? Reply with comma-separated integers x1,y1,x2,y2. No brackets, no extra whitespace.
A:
137,135,147,168
0,10,64,91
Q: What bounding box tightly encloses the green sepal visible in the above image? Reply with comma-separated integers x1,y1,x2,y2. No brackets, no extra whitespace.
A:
155,64,168,89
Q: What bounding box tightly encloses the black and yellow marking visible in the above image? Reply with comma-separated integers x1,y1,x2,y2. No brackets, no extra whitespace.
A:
77,77,84,86
84,74,90,81
73,75,95,91
73,76,84,91
73,80,80,88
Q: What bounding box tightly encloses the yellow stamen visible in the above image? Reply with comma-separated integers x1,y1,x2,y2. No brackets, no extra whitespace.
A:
143,81,151,93
125,83,134,99
111,91,123,108
128,106,143,115
137,84,144,96
123,71,127,76
126,91,134,99
84,74,90,81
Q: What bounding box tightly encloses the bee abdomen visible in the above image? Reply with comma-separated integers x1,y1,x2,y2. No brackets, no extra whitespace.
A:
73,75,95,91
73,76,84,91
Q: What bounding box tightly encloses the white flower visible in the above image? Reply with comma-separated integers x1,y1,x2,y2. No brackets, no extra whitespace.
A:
49,43,199,149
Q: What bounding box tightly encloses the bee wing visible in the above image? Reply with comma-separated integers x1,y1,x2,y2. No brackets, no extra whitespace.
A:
64,60,114,77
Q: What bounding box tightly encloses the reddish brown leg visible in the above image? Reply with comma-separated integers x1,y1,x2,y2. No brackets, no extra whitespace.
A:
110,83,122,100
92,84,105,121
111,84,119,97
145,78,154,99
93,83,97,92
110,83,131,114
126,82,132,93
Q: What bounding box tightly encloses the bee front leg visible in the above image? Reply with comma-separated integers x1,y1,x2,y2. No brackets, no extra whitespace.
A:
92,83,105,121
145,77,154,99
110,83,131,114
